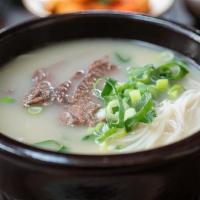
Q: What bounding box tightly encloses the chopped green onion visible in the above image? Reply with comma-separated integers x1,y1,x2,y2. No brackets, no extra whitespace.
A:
158,51,175,64
93,78,104,99
95,127,117,143
95,122,105,132
106,99,119,121
101,78,125,128
82,122,105,141
101,78,117,98
143,109,157,123
116,82,132,93
34,140,68,152
112,106,119,113
115,144,126,150
82,134,96,141
168,84,184,100
125,93,155,131
115,52,131,63
129,89,141,105
128,65,155,84
136,82,149,93
157,60,189,80
148,85,158,98
105,128,127,145
88,57,189,149
58,146,69,153
124,108,136,121
0,97,17,104
27,106,43,115
155,79,169,92
122,98,130,110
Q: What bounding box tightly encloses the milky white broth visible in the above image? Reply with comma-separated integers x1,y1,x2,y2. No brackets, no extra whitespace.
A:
0,39,200,154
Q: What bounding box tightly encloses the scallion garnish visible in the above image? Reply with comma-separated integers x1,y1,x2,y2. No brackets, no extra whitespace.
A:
157,51,175,64
115,52,131,63
95,127,117,144
155,79,169,92
129,89,141,105
82,134,96,141
115,145,125,150
83,58,189,149
34,140,69,153
0,97,17,104
125,92,155,131
128,64,155,84
168,84,184,100
157,60,189,81
101,78,125,128
27,106,43,115
58,145,69,153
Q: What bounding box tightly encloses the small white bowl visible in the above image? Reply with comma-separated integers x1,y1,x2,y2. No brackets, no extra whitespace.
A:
22,0,174,17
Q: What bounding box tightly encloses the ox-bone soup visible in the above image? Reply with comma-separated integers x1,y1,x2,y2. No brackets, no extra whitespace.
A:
0,39,200,155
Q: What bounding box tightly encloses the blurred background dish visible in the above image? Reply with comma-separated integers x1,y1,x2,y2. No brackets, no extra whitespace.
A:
22,0,49,17
1,0,198,30
22,0,174,17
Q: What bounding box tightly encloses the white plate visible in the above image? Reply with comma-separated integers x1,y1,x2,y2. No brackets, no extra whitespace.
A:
22,0,174,17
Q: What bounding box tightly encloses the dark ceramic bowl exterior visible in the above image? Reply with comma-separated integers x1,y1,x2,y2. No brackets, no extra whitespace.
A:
184,0,200,20
0,12,200,200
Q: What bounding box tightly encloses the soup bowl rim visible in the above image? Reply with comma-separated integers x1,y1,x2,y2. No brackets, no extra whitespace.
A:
0,11,200,170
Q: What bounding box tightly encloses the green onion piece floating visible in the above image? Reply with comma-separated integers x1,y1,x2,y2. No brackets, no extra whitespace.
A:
124,108,136,121
82,122,105,141
82,134,97,141
34,140,68,152
157,60,189,81
128,65,156,84
168,84,184,100
155,79,169,92
58,145,69,153
115,144,126,150
27,106,43,115
129,89,141,105
148,85,159,99
125,92,156,131
106,99,120,121
101,78,117,98
116,82,132,94
95,127,117,144
93,78,105,99
101,78,125,128
105,128,127,145
0,97,17,104
158,51,175,64
115,52,131,63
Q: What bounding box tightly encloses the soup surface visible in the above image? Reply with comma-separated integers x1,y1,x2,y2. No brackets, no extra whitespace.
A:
0,39,200,154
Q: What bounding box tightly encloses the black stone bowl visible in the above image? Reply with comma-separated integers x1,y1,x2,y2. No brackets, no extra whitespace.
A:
0,11,200,200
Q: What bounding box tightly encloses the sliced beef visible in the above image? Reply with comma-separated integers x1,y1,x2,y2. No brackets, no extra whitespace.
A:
32,68,49,83
60,57,117,126
52,81,71,103
23,62,67,107
23,57,117,127
23,81,54,107
23,68,55,107
72,70,85,80
60,100,100,127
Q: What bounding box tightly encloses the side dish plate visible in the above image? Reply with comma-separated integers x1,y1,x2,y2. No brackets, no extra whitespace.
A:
22,0,174,17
